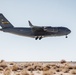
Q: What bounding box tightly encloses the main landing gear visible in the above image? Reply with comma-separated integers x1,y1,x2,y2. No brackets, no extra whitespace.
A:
35,36,38,40
66,35,68,38
39,36,42,40
35,36,43,40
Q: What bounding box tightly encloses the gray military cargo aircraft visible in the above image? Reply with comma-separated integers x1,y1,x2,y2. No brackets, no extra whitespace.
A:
0,13,71,40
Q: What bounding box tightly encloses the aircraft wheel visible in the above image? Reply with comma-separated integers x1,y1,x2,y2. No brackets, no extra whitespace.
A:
39,37,42,40
66,35,68,38
35,36,38,40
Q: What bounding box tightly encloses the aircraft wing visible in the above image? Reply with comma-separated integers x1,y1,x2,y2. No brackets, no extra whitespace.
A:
28,21,45,32
31,26,44,32
28,21,53,33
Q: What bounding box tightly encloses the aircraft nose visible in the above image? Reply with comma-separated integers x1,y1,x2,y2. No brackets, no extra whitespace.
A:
67,29,71,34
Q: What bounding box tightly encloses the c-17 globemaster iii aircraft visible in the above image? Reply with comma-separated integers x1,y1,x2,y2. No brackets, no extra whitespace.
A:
0,13,71,40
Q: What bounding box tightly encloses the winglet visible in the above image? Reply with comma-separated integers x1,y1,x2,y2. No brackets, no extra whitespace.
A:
28,20,33,27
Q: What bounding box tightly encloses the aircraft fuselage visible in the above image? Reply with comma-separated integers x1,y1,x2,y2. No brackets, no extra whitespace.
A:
0,26,71,39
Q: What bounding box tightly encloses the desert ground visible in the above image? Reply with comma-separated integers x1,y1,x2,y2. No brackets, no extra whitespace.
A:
0,60,76,75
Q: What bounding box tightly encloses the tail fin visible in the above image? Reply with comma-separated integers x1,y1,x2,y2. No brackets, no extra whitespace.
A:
0,13,14,28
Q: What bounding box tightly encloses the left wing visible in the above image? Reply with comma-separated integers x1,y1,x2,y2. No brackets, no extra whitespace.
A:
28,21,45,32
28,21,53,33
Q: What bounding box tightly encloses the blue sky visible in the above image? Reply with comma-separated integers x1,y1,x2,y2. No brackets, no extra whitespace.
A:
0,0,76,61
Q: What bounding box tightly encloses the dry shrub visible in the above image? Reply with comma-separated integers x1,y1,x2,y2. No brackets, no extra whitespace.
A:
33,65,43,71
62,63,70,69
16,74,21,75
18,67,23,70
0,60,7,69
62,68,69,73
15,72,21,75
36,70,41,74
24,63,31,68
37,66,43,71
68,66,73,70
51,65,60,70
69,69,76,74
49,64,59,70
60,60,67,64
56,68,62,72
21,69,29,75
43,71,50,75
49,63,56,67
60,73,63,75
30,72,34,75
9,62,15,65
0,67,3,71
27,66,34,72
3,67,11,75
12,64,19,71
0,60,5,63
32,62,43,70
43,70,54,75
63,63,69,66
43,66,50,71
72,66,76,69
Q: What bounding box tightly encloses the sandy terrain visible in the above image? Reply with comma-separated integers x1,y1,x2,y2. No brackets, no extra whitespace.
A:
0,60,76,75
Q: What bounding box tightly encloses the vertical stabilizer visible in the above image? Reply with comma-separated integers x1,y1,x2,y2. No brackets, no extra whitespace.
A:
0,13,14,28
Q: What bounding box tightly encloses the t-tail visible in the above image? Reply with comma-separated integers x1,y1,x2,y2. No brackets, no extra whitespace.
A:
0,13,14,29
